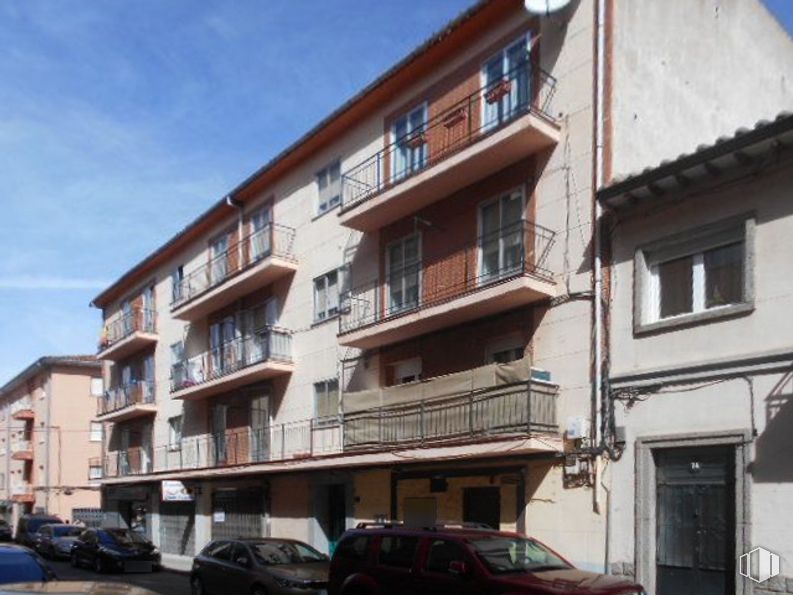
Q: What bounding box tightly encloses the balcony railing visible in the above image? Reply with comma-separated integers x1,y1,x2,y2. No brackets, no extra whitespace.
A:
340,65,557,212
171,223,296,310
100,378,558,478
170,329,292,393
340,221,555,335
99,307,156,351
97,381,155,416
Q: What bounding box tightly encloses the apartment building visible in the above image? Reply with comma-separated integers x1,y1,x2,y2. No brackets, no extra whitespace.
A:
599,113,793,595
0,356,103,526
90,0,793,574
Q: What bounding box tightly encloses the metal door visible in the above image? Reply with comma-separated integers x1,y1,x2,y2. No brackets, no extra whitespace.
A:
656,447,734,595
211,487,263,541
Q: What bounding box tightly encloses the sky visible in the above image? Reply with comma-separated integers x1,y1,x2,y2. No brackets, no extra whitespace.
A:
0,0,791,385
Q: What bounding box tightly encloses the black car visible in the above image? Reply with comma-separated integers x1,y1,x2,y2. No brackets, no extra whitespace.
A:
70,528,160,574
0,544,56,585
14,516,62,550
0,521,12,542
190,538,329,595
34,524,84,559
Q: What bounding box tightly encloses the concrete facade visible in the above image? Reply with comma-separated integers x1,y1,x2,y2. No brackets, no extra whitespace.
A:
89,0,793,584
0,356,103,527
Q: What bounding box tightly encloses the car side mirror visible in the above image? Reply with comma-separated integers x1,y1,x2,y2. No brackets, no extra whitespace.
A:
448,561,468,576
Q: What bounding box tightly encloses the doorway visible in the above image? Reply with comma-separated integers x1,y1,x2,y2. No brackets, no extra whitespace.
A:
462,487,500,530
655,447,735,595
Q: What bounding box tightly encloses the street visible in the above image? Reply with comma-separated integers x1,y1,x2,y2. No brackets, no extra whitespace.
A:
50,560,191,595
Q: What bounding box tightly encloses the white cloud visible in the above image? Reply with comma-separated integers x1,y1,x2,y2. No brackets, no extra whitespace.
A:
0,275,108,290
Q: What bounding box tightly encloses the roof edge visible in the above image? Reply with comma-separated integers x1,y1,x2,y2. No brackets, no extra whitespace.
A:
0,356,101,396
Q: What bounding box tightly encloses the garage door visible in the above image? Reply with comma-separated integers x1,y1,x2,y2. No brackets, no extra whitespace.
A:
160,501,196,556
211,487,264,541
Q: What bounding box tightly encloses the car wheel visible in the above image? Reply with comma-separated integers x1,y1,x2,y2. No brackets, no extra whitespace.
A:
190,576,205,595
251,587,267,595
70,553,79,568
93,556,104,574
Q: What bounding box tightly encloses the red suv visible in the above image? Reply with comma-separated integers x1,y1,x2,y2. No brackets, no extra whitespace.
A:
328,524,646,595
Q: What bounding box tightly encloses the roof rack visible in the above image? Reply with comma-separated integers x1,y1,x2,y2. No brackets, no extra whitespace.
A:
355,521,494,531
355,521,404,529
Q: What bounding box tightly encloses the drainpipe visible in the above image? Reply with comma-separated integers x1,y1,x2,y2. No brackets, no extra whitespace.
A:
44,373,52,513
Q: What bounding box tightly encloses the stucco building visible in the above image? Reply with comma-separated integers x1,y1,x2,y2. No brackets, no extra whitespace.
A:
90,0,793,580
0,356,104,526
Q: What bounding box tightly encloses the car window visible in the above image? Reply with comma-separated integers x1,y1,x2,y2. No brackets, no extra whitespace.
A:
53,526,83,537
39,527,51,537
334,535,370,561
27,518,61,533
232,543,251,566
469,536,569,574
426,539,468,574
251,541,326,565
206,541,233,561
378,536,418,569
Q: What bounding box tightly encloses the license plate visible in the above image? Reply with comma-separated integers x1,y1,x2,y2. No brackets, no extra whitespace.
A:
124,561,153,573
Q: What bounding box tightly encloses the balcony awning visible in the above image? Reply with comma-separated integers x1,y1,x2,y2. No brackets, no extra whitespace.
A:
343,356,532,413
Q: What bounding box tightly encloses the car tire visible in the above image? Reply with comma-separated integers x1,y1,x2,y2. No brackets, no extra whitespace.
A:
94,557,104,574
251,587,267,595
190,576,205,595
70,553,79,568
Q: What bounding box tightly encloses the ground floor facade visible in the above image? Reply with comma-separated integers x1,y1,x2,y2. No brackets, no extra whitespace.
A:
607,361,793,595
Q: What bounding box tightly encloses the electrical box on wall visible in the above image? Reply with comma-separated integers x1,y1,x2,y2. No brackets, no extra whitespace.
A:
565,416,590,440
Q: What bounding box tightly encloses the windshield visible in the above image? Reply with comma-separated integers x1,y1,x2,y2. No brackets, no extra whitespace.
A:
27,518,61,534
251,541,326,565
52,526,83,537
469,536,570,575
0,553,50,583
101,529,149,547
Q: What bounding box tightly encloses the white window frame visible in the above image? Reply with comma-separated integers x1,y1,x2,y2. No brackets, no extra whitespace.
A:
316,159,342,215
314,269,342,323
391,102,429,181
89,422,103,443
385,233,422,315
477,187,526,284
314,379,340,427
88,465,103,480
90,377,104,397
634,215,754,334
480,33,534,132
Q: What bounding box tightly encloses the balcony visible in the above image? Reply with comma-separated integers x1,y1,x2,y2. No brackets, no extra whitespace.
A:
96,381,157,423
339,67,559,232
11,398,34,421
171,329,294,401
171,224,298,322
104,447,152,478
11,440,33,461
11,484,34,503
101,362,558,478
339,222,557,349
98,308,157,362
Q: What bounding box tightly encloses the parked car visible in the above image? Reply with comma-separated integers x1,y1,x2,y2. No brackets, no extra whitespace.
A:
33,525,83,560
14,517,62,550
0,522,12,543
190,538,330,595
328,524,647,595
70,528,160,574
0,545,56,585
0,582,158,594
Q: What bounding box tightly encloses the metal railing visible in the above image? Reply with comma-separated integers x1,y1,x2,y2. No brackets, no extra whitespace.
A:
340,221,555,334
170,329,292,393
343,381,557,450
100,380,558,478
97,381,155,416
341,65,557,211
99,307,157,351
171,223,296,309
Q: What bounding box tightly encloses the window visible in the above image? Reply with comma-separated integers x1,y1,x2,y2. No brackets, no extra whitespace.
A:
314,379,339,425
387,234,421,314
205,541,233,561
637,217,753,331
89,422,103,443
482,34,533,131
335,535,370,561
314,270,340,322
168,416,183,450
391,358,421,385
426,539,468,574
90,378,104,397
479,190,524,283
170,342,186,387
485,334,525,365
379,535,419,569
250,206,272,260
171,265,184,303
392,105,428,180
88,465,102,480
316,160,341,215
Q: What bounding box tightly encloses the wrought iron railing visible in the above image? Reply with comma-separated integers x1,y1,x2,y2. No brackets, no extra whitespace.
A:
339,221,555,334
99,307,156,351
97,381,155,416
340,65,557,211
171,223,296,309
170,328,292,393
100,380,558,478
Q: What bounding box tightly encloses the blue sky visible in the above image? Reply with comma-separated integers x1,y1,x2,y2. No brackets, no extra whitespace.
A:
0,0,791,385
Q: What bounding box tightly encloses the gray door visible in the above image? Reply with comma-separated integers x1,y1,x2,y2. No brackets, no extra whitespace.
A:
211,487,263,541
656,447,735,595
